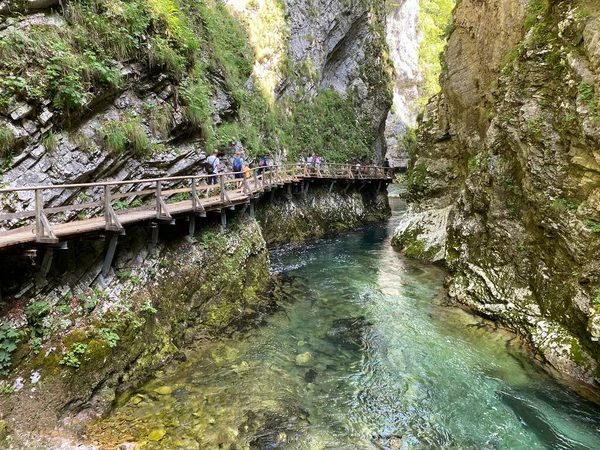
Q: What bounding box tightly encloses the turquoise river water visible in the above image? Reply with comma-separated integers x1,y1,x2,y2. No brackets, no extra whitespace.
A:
90,194,600,449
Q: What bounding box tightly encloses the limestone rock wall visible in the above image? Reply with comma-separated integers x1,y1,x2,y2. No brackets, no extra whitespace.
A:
394,0,600,384
0,0,392,228
385,0,420,168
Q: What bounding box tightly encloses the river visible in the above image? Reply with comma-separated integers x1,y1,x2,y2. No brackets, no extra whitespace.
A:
88,192,600,449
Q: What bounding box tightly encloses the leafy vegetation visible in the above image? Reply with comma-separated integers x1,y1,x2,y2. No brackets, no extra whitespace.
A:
417,0,455,110
0,126,15,157
0,322,20,374
583,218,600,233
60,342,88,369
101,114,151,156
525,0,551,30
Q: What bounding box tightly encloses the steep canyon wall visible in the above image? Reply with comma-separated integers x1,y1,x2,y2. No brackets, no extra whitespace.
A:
394,0,600,385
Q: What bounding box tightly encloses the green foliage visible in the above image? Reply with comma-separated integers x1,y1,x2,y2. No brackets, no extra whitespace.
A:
201,231,218,250
116,269,133,279
102,115,151,156
97,328,120,348
593,289,600,306
147,103,174,137
0,322,20,374
525,0,550,30
140,301,158,314
180,69,214,132
417,0,455,110
583,218,600,233
468,155,479,172
30,337,42,355
41,131,58,152
399,127,417,157
280,90,373,162
25,300,52,329
578,82,595,103
0,126,15,157
524,116,545,141
60,342,88,369
551,197,577,211
577,82,597,116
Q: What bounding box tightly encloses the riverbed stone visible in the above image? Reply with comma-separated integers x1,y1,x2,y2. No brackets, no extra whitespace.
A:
295,352,312,366
148,428,166,441
154,386,172,395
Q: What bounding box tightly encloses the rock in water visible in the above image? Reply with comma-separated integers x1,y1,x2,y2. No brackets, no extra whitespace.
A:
295,352,312,366
148,428,166,441
154,386,172,395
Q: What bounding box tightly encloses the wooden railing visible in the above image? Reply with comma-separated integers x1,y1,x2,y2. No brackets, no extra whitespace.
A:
0,163,392,246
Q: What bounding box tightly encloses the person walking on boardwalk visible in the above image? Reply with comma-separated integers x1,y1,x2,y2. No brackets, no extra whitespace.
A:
258,153,269,175
233,151,244,180
383,158,391,177
206,149,221,195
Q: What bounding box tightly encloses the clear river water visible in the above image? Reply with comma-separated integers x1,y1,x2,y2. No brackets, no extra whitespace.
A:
89,192,600,449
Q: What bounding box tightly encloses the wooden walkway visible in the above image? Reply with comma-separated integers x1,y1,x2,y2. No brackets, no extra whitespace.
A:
0,163,392,251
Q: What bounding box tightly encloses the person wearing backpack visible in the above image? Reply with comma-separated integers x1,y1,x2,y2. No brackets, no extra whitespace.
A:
232,151,244,179
206,150,221,193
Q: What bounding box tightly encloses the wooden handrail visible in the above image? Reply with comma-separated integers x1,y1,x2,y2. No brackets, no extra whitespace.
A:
0,162,392,246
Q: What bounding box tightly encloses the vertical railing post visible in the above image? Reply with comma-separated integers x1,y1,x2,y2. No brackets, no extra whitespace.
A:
103,184,111,228
191,180,198,210
220,173,225,202
35,189,43,240
156,180,162,212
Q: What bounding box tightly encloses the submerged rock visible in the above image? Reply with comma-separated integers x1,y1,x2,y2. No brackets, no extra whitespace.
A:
295,352,312,366
148,428,166,441
154,386,173,396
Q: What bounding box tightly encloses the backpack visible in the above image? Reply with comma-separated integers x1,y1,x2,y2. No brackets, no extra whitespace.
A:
233,156,243,172
204,156,215,174
259,158,267,167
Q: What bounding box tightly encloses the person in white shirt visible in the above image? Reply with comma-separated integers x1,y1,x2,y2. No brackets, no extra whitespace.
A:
206,150,221,185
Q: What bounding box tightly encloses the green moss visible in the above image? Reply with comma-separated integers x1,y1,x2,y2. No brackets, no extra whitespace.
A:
407,163,428,194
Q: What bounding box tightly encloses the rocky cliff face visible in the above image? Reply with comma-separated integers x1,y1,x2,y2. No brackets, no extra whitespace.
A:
0,0,392,226
385,0,420,168
394,0,600,385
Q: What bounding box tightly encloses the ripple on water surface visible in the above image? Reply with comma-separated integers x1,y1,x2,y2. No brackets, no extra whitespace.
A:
90,197,600,450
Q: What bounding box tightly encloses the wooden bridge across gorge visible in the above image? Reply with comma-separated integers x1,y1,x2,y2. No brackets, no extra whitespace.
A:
0,163,393,255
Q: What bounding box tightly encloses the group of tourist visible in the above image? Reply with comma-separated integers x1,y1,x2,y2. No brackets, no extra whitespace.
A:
204,149,271,192
204,149,393,191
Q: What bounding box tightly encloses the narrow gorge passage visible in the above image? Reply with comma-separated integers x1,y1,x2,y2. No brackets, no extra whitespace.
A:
87,191,600,449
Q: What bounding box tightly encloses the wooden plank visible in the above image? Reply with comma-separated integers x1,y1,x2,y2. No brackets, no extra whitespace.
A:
44,201,103,214
0,210,36,221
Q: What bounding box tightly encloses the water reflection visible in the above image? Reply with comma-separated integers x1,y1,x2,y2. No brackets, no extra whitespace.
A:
89,194,600,449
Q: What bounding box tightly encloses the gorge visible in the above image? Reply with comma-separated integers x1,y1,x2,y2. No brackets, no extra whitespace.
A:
0,0,600,448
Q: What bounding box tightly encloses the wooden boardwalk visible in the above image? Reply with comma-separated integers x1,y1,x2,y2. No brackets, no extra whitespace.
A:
0,164,392,251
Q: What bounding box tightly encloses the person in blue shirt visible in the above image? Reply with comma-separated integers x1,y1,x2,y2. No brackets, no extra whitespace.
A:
258,154,269,175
